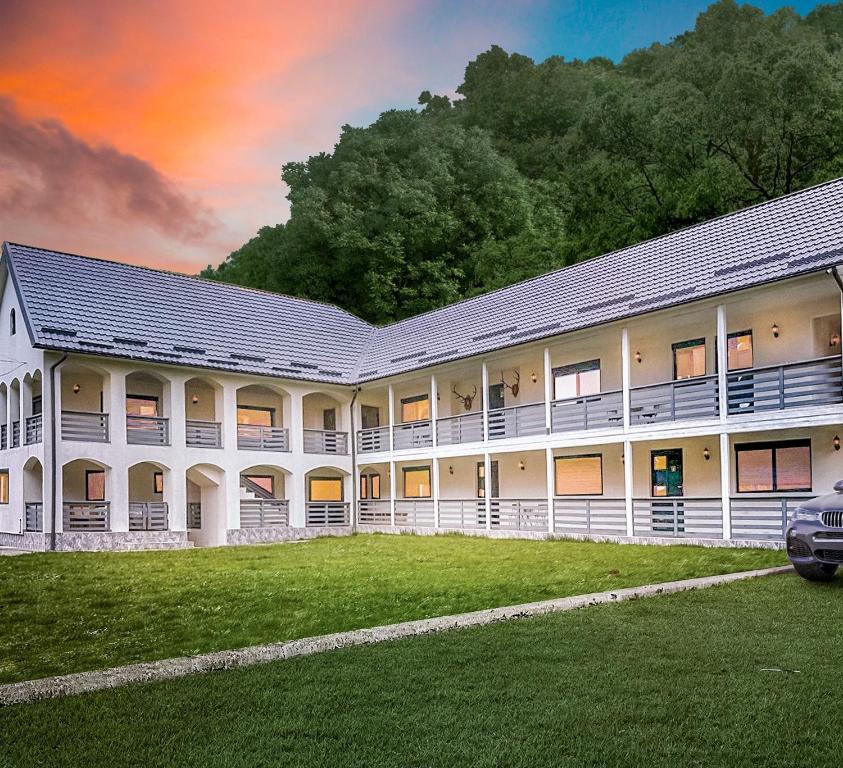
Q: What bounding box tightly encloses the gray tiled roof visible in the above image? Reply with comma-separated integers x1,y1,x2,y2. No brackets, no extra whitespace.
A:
358,178,843,380
5,178,843,385
4,243,374,384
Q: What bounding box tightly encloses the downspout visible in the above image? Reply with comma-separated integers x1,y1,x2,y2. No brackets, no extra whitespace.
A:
349,386,360,532
49,353,67,551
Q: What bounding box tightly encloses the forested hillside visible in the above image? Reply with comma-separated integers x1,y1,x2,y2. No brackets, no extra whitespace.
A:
202,0,843,324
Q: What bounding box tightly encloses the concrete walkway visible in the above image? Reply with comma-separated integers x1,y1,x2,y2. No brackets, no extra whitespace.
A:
0,565,792,706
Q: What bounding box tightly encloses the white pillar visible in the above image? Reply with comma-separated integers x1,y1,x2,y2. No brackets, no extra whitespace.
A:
387,383,395,451
107,370,127,450
432,458,440,529
545,447,555,534
483,451,492,531
543,347,552,435
288,390,304,456
481,362,489,443
287,390,305,528
623,439,634,537
109,462,129,533
389,459,396,526
106,370,128,532
621,328,631,430
165,465,187,531
430,374,438,448
716,305,728,422
720,432,731,540
169,374,186,450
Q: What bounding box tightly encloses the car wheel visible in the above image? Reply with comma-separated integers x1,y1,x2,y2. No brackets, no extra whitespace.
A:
793,561,838,582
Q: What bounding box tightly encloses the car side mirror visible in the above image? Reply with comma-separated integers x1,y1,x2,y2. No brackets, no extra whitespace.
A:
835,480,843,493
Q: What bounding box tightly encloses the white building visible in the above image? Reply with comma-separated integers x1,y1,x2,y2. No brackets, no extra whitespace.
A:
2,179,842,551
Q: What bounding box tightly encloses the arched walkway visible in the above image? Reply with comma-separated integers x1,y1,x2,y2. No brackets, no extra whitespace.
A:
23,457,43,532
304,466,351,527
239,464,292,527
128,461,170,530
186,463,226,547
185,377,223,447
61,458,111,531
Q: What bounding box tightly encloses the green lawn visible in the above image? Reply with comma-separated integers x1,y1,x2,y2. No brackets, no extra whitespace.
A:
1,572,838,767
0,534,785,684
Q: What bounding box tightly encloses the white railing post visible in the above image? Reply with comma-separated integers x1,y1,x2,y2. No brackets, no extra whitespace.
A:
389,459,396,527
716,305,728,422
387,383,395,451
432,458,440,530
545,447,555,535
543,347,552,435
623,439,634,537
720,432,731,540
430,374,438,449
483,451,492,531
621,328,631,430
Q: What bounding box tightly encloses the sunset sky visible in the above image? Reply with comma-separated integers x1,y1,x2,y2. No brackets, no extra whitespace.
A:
0,0,823,273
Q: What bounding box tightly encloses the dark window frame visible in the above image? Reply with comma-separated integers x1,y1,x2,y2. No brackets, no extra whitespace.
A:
236,404,275,426
672,338,706,380
153,471,164,495
85,469,106,502
553,453,604,497
552,359,601,400
244,474,275,496
400,394,430,423
0,470,8,504
734,439,812,494
360,472,381,500
726,329,754,372
9,309,15,336
126,393,160,416
476,460,499,499
402,465,432,499
308,476,344,502
360,405,380,430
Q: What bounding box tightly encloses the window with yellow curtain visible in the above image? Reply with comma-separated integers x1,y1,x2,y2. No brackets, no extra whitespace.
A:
400,395,430,423
0,471,8,504
672,338,706,380
554,455,603,496
403,466,431,498
309,477,343,501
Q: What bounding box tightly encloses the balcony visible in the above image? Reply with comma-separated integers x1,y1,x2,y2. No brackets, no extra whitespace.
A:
436,412,483,445
237,424,290,451
438,498,486,529
305,501,350,527
187,502,202,529
128,502,168,531
551,391,623,433
11,420,19,447
632,498,723,539
63,501,110,531
240,499,290,527
487,403,545,440
303,429,349,455
1,424,6,450
553,497,626,536
726,356,842,415
185,420,222,448
629,375,719,426
61,411,110,442
25,502,43,532
394,499,435,527
24,414,42,445
126,415,170,445
393,420,433,450
357,499,391,525
489,498,548,530
357,426,390,453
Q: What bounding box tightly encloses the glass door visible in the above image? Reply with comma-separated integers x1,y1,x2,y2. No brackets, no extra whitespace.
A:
651,449,684,533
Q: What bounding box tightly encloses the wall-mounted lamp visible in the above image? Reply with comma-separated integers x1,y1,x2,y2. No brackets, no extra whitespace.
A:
449,465,454,475
191,395,199,404
72,384,81,394
703,447,711,461
771,323,780,339
530,372,537,384
635,351,642,364
831,332,841,348
834,435,841,452
518,460,525,471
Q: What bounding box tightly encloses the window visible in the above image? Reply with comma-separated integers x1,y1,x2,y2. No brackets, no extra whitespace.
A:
555,455,603,496
727,330,753,371
245,475,274,496
9,309,15,336
86,470,106,501
126,395,159,417
672,339,706,380
488,383,505,410
553,360,600,400
323,408,337,431
360,472,381,500
400,395,429,423
476,461,499,498
237,405,274,426
32,396,42,416
153,472,164,494
735,440,811,493
361,405,380,430
403,466,431,498
0,471,8,504
309,477,343,502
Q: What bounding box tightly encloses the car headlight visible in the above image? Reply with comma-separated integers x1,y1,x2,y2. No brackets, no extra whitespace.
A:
793,506,821,522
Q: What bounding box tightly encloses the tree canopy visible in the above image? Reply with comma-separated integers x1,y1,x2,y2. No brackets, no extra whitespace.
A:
203,0,843,324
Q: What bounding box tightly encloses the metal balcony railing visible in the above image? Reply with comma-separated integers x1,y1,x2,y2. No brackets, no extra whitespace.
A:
551,390,624,433
126,415,170,445
357,426,390,453
61,411,110,442
128,502,168,530
303,429,349,455
357,499,391,525
305,502,350,527
487,403,546,440
553,497,627,536
237,424,290,451
436,412,484,445
185,419,222,448
24,414,42,444
240,499,290,527
394,499,435,527
63,501,110,531
629,375,719,425
632,498,723,538
392,420,433,450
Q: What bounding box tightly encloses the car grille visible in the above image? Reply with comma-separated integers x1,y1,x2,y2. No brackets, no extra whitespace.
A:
822,510,843,528
815,549,843,564
787,537,812,558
